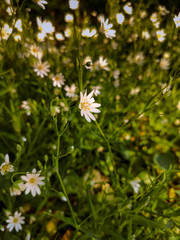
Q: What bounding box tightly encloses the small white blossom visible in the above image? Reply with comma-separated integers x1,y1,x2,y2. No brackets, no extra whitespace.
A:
95,56,109,71
123,3,133,15
116,13,125,24
30,44,43,59
91,86,101,96
159,58,169,70
100,17,116,39
37,17,54,37
6,212,25,232
0,24,12,40
35,0,48,10
173,12,180,28
10,182,25,196
21,168,45,197
79,90,101,122
34,61,50,78
21,101,31,115
156,29,166,42
82,28,97,38
69,0,79,10
0,154,14,175
65,13,74,23
130,180,141,193
64,84,77,98
52,73,65,88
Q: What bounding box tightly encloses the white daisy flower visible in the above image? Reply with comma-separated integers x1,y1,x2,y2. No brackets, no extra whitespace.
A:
159,58,169,70
95,56,109,71
0,24,12,40
21,168,45,197
10,182,25,196
116,13,125,24
6,211,25,232
156,29,166,42
34,61,50,78
79,90,101,122
64,84,77,97
130,180,141,193
100,17,116,39
35,0,48,10
52,73,65,88
30,44,43,59
69,0,79,10
173,12,180,28
123,3,133,15
21,100,31,115
36,17,54,36
0,154,14,175
91,86,101,96
65,13,74,23
82,28,97,38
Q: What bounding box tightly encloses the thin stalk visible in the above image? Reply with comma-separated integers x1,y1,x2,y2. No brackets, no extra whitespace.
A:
95,121,123,195
54,121,78,228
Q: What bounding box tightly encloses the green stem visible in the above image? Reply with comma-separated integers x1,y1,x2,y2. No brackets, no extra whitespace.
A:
54,120,78,228
95,121,123,195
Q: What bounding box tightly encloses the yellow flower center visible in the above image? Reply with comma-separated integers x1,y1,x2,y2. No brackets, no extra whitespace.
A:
55,76,60,82
29,178,35,183
37,64,43,71
81,101,91,111
2,164,9,172
13,218,18,223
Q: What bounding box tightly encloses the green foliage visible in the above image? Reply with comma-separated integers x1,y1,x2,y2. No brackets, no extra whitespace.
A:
0,0,180,239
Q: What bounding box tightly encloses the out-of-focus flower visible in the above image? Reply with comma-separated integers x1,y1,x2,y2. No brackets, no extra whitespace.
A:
69,0,79,10
139,10,147,18
82,28,97,38
34,60,50,78
100,17,116,39
15,19,22,32
173,12,180,28
158,5,169,16
130,180,141,193
10,182,25,196
6,212,25,232
156,29,166,42
0,24,12,40
159,58,169,70
64,84,77,98
91,86,101,96
116,13,125,24
21,168,45,197
65,13,74,23
50,106,60,116
123,3,133,15
55,32,65,41
0,154,14,175
142,30,150,39
113,69,120,79
52,73,65,88
30,44,43,59
79,90,101,122
114,79,120,87
134,52,144,65
35,0,47,10
64,27,71,38
37,17,54,37
95,56,109,71
150,13,158,23
21,101,31,115
130,87,140,95
14,35,21,42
